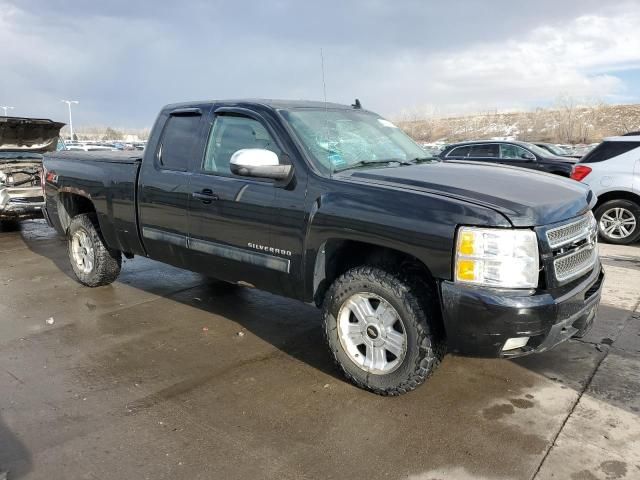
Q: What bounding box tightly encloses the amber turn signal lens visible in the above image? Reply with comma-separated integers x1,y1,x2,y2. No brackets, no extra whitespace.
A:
456,259,476,281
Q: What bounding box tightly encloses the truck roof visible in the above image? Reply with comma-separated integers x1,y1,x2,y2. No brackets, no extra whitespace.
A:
162,99,357,112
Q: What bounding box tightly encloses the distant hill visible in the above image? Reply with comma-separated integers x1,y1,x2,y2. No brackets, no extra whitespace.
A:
397,103,640,145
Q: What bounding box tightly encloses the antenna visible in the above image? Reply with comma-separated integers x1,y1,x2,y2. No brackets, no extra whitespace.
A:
320,48,327,104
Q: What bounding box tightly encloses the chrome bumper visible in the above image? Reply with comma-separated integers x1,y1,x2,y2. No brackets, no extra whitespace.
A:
0,186,45,219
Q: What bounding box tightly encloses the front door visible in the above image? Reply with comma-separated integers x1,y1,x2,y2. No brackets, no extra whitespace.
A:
499,144,538,170
186,112,291,293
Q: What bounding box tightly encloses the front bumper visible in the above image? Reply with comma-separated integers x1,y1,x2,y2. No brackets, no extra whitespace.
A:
0,187,45,220
440,263,604,358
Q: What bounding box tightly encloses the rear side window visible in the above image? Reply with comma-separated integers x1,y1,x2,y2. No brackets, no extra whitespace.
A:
158,115,202,171
447,145,470,157
470,144,499,158
580,141,640,163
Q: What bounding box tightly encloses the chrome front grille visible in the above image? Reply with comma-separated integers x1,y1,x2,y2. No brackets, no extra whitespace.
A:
546,212,595,249
553,244,597,283
543,212,599,285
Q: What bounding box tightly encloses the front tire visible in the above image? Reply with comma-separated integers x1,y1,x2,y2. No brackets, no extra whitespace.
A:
595,199,640,245
67,214,121,287
322,266,445,395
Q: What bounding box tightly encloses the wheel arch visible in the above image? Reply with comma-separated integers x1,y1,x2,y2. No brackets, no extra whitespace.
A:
310,238,439,307
594,189,640,210
57,190,98,233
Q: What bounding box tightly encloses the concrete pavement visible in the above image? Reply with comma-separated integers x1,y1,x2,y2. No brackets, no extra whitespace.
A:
0,220,638,480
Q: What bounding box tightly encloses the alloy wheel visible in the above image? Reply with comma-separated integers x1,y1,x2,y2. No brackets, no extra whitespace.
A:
599,207,637,240
337,292,407,374
71,229,95,274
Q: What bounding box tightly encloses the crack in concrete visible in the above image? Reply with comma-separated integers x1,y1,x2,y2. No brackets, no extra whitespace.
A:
3,369,25,385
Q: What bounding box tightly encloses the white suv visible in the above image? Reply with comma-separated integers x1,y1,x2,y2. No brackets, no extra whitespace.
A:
571,135,640,244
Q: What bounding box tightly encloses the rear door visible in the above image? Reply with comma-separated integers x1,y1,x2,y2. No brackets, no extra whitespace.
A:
186,110,291,293
468,143,500,164
138,109,204,267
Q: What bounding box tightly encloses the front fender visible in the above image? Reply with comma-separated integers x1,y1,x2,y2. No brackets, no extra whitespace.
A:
302,190,510,302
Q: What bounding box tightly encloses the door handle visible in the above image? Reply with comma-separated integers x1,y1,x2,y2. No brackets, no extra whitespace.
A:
192,189,219,204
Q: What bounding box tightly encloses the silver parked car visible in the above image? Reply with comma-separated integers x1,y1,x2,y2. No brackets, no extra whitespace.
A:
571,135,640,244
0,116,65,227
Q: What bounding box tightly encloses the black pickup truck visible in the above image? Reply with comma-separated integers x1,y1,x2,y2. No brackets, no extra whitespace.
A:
43,100,604,395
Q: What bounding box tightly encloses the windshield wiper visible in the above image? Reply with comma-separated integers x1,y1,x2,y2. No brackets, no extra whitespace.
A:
334,159,412,173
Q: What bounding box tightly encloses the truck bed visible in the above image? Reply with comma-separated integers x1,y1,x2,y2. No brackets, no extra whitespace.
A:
43,150,145,256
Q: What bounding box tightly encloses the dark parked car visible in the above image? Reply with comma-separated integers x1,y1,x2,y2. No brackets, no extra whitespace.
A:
43,100,603,395
439,140,577,176
534,142,581,159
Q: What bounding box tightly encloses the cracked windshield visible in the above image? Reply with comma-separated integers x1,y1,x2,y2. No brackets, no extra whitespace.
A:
283,109,430,173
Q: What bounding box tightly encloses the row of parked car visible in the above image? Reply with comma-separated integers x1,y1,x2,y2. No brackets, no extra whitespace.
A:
433,137,640,244
57,139,146,152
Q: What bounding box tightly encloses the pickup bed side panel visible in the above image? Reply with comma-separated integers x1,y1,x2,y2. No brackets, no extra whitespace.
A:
44,156,145,256
302,184,512,303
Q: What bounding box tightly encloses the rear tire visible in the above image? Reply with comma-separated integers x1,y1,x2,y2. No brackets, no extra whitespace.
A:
67,214,121,287
322,266,445,395
595,199,640,245
0,219,20,231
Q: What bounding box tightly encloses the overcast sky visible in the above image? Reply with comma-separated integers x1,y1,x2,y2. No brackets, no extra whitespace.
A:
2,0,640,128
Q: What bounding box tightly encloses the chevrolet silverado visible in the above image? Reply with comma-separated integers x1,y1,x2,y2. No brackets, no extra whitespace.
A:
43,100,603,395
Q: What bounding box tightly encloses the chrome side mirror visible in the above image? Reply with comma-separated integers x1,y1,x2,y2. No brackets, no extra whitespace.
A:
230,149,292,181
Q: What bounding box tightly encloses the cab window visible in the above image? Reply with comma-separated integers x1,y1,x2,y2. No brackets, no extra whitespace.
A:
157,115,201,171
202,116,281,175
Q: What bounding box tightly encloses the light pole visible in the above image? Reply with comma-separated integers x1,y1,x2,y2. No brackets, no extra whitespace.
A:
0,106,15,116
61,100,79,140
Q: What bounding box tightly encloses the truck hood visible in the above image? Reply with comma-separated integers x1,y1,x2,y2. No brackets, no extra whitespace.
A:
342,161,594,227
0,117,65,153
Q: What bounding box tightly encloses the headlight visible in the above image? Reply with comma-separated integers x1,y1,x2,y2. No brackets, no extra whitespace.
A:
0,171,6,185
455,227,539,288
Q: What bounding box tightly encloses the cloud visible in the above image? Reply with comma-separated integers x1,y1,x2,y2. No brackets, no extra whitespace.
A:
388,10,640,116
1,0,639,126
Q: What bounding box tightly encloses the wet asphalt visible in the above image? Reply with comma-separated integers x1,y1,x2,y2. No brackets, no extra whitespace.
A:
0,220,639,480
